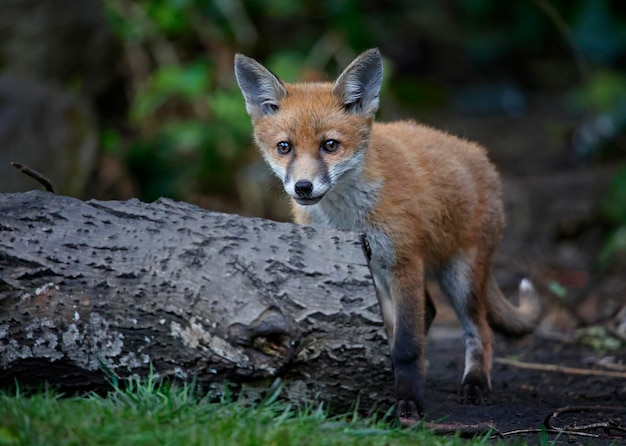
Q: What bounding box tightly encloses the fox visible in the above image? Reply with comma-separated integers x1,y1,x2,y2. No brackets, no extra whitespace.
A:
234,48,541,425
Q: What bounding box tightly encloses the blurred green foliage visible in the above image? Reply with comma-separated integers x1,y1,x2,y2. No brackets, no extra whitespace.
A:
575,325,625,352
600,166,626,268
99,0,626,265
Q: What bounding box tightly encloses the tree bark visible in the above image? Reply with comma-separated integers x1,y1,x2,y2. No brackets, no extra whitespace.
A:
0,191,393,412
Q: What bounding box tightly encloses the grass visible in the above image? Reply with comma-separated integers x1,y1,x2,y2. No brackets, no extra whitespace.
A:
0,378,487,446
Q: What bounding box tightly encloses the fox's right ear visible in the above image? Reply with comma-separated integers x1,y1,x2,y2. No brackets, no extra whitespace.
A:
234,54,287,120
332,48,383,118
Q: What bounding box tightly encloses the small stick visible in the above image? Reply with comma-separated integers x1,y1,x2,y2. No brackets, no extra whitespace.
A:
494,357,626,379
497,406,626,440
500,427,602,439
11,162,55,193
423,421,498,438
399,417,498,438
544,405,626,433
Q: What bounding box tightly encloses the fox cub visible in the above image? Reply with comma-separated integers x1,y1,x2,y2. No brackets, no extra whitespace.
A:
235,48,540,424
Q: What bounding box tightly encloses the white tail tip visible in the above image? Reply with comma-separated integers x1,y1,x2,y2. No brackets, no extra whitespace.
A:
519,278,534,293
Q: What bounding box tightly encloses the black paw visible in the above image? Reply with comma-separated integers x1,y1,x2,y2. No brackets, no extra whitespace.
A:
460,370,491,405
396,398,424,427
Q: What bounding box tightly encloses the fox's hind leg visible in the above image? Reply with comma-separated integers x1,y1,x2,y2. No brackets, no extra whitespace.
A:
437,251,493,404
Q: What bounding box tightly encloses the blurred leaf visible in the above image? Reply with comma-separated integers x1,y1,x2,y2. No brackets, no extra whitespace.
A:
0,426,17,445
263,0,304,17
161,120,208,152
601,166,626,224
153,62,211,99
132,62,213,120
575,326,625,352
266,52,308,83
101,128,122,155
548,281,567,299
571,70,626,113
599,165,626,270
146,0,190,34
209,90,252,136
103,0,153,42
599,226,626,268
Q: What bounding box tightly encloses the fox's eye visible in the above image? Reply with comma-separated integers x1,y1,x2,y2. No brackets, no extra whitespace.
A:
276,141,293,155
322,139,340,153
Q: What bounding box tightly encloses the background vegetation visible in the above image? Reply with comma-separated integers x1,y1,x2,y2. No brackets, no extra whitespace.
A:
95,4,623,178
91,0,626,261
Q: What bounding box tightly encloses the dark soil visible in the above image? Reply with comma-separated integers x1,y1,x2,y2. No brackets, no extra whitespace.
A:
424,333,626,445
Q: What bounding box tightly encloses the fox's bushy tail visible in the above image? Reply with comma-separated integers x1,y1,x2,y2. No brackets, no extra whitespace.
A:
486,275,541,337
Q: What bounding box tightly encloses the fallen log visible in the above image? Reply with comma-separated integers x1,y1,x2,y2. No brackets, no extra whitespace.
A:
0,191,392,412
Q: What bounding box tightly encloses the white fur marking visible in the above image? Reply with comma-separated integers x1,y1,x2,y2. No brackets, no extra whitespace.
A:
264,156,287,182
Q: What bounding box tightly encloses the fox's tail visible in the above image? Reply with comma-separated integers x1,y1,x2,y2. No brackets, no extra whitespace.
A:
486,274,541,337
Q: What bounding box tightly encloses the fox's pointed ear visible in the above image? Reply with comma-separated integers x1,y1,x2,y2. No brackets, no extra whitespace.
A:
332,48,383,118
234,54,287,120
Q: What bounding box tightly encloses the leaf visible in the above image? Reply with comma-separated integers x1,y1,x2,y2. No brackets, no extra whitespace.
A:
266,52,308,83
599,226,626,268
152,63,212,99
101,128,122,155
572,70,626,113
209,90,252,136
0,427,17,445
548,281,567,299
147,0,190,34
600,166,626,224
131,62,213,120
161,120,208,152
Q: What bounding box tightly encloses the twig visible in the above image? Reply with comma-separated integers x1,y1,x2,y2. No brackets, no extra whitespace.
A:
423,421,498,438
499,427,602,439
399,417,499,438
494,357,626,379
11,162,55,193
500,406,626,440
544,405,626,433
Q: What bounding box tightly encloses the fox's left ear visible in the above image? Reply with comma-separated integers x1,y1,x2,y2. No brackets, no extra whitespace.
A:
332,48,383,118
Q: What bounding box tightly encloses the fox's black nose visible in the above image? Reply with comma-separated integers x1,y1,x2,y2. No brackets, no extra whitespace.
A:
294,181,313,196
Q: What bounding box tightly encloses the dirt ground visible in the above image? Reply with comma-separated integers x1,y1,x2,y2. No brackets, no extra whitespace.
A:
423,330,625,444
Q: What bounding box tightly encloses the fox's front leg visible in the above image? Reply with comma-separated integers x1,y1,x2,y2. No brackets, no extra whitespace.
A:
371,257,427,424
390,260,428,425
